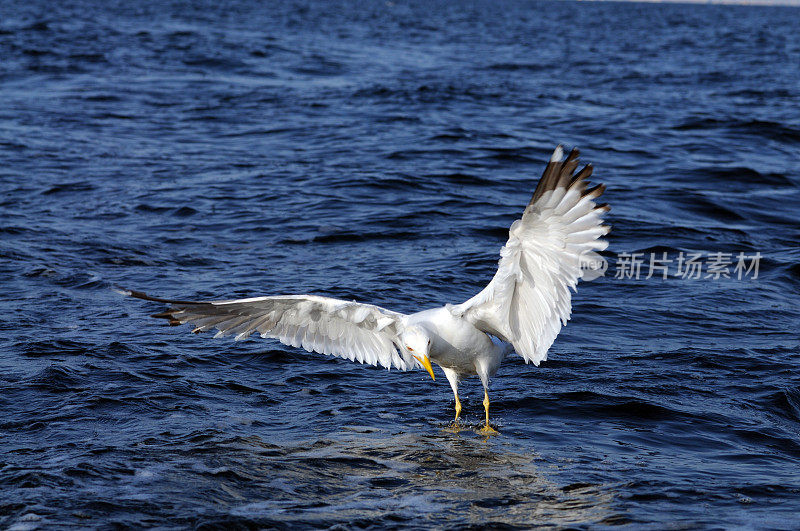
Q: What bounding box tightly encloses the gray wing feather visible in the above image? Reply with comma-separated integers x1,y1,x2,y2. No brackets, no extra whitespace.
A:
123,290,414,370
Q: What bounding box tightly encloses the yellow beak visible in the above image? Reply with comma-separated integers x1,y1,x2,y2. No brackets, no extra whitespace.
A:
413,355,435,381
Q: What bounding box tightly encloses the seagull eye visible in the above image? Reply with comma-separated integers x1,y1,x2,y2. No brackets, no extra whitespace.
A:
406,346,414,352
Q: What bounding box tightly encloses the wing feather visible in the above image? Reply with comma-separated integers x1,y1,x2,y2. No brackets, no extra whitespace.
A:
122,290,414,370
448,146,610,365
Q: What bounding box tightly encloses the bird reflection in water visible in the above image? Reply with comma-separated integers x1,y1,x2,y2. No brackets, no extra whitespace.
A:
209,429,620,527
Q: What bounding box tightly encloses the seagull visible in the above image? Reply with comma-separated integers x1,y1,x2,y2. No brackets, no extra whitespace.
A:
121,146,609,434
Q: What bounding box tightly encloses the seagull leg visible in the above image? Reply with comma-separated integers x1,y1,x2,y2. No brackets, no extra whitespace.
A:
476,367,499,434
479,387,499,435
442,368,462,433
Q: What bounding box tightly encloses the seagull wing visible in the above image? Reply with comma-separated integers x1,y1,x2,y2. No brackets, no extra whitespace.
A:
448,146,610,365
123,290,415,370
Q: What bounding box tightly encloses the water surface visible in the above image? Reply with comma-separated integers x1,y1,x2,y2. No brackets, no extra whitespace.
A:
2,0,800,528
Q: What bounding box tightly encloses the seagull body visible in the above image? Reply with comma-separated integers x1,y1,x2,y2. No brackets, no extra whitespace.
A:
123,146,609,433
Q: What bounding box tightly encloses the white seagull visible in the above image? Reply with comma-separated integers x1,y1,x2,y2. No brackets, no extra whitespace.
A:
122,146,609,434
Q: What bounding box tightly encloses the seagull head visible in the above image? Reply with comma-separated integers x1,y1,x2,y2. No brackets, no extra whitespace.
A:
402,326,435,381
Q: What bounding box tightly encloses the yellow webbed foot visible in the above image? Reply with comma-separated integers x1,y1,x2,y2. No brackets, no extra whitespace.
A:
442,422,462,434
478,424,499,435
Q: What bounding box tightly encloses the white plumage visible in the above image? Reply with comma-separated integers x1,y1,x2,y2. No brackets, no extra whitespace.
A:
122,146,609,433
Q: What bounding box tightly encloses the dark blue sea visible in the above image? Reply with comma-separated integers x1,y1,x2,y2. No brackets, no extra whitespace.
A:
2,0,800,528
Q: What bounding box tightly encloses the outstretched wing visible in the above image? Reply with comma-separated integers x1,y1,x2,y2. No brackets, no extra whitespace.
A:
447,146,610,365
122,290,415,370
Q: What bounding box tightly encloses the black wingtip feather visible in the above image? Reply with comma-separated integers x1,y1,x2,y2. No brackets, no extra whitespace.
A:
585,183,606,199
530,146,600,207
121,288,200,306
